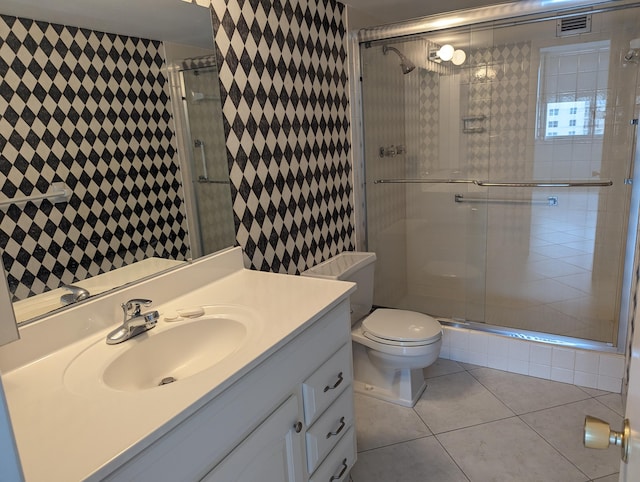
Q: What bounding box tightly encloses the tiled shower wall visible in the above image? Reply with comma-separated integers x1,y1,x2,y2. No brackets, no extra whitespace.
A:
359,43,408,306
0,15,189,301
209,0,354,273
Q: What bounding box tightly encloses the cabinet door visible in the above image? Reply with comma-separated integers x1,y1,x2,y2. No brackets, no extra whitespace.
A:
202,395,303,482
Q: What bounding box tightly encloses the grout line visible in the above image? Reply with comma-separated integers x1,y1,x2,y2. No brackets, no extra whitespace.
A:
464,365,594,416
432,433,472,482
517,413,592,480
424,413,519,436
355,433,434,454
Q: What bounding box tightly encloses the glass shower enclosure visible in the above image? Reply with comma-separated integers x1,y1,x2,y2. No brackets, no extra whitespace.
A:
360,2,640,347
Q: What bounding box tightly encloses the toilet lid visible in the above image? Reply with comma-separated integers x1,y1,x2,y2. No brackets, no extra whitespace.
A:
362,309,442,345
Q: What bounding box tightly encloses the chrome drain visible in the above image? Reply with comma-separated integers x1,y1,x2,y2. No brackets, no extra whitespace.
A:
159,376,177,386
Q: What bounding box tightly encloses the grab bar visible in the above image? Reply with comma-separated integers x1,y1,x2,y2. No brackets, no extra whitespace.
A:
475,180,613,187
196,179,230,184
194,139,208,181
455,194,559,206
0,182,71,209
374,178,613,187
374,178,476,184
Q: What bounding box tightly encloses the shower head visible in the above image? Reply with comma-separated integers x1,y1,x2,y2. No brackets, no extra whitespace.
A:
382,45,416,74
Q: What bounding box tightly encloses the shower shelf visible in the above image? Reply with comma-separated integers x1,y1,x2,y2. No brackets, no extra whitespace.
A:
373,178,613,187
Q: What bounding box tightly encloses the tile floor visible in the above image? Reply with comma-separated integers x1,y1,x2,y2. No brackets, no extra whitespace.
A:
350,359,623,482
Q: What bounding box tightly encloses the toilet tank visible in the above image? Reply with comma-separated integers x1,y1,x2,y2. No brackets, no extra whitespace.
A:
302,252,376,324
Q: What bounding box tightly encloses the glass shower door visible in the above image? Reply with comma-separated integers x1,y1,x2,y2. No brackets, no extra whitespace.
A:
361,5,640,345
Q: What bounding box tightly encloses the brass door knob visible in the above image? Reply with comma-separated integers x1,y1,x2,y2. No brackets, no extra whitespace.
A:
583,415,630,463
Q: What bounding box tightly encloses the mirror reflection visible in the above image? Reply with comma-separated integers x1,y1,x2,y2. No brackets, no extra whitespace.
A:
0,2,235,324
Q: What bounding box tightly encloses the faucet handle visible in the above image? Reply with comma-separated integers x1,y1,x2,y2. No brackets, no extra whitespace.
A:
122,299,153,318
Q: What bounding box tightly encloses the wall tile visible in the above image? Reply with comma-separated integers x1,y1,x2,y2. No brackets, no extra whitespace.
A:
530,343,553,365
551,366,575,384
575,350,599,374
552,347,576,370
598,354,624,378
440,326,622,392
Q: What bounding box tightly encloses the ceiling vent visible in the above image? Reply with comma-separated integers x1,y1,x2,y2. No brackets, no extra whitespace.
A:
556,15,592,37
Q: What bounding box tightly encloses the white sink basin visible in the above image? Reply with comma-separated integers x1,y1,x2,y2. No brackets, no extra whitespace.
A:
103,318,246,391
64,305,261,394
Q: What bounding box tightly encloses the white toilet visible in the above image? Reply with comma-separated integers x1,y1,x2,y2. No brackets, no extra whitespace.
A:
302,252,442,407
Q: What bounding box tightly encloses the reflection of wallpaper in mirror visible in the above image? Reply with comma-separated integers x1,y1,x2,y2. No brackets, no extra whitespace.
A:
0,15,190,301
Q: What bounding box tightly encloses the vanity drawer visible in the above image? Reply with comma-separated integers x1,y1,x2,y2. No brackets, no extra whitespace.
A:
302,343,353,426
309,426,356,482
306,387,354,474
302,343,352,425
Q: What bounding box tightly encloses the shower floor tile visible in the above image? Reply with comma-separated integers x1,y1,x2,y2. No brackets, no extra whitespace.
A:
350,359,621,482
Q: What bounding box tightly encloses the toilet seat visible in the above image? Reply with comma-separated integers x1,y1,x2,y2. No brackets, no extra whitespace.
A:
362,309,442,346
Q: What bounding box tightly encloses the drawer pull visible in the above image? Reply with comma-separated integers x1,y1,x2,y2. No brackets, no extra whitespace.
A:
294,421,303,433
323,372,344,392
329,458,348,481
326,417,346,439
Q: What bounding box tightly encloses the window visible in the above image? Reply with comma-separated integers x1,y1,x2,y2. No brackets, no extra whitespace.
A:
538,40,609,139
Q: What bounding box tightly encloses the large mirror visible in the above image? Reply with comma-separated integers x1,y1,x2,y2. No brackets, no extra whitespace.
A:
0,0,236,325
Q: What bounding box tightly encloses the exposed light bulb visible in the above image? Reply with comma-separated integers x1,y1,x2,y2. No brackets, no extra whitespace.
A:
452,49,466,66
437,44,454,61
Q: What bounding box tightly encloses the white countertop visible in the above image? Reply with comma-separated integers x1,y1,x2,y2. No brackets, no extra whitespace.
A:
0,249,354,481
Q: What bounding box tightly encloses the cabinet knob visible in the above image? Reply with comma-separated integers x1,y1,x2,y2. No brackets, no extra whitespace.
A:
294,421,303,433
583,415,630,463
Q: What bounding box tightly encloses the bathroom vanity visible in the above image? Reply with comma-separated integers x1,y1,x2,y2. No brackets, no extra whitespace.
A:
0,248,356,481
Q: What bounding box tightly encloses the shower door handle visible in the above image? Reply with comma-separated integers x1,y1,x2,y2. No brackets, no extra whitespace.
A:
194,139,208,181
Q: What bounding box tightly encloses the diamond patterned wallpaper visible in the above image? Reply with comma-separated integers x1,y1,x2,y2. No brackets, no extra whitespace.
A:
0,15,189,301
209,0,354,273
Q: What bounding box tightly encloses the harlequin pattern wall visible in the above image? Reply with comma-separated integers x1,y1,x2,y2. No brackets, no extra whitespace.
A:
209,0,354,273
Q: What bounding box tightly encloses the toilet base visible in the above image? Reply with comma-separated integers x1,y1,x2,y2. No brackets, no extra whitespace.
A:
352,376,427,408
352,342,429,407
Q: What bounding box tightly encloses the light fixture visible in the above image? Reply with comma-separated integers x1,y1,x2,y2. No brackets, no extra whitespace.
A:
451,49,466,66
429,44,466,66
437,44,455,61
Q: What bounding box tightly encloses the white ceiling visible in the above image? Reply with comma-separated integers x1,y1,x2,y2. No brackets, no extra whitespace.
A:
344,0,512,27
1,0,214,49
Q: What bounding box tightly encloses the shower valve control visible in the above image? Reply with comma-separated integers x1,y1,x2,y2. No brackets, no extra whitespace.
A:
379,144,405,157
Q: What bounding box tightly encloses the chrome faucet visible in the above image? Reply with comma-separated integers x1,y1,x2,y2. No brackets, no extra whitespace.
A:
60,285,90,305
106,299,159,345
